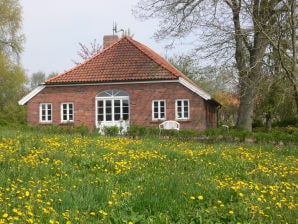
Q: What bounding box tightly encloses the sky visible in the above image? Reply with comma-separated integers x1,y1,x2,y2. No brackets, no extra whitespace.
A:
20,0,183,76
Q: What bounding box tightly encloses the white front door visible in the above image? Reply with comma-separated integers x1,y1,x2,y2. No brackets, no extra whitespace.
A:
96,90,129,134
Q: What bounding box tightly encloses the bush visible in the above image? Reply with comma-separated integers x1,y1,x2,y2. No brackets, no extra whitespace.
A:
73,125,89,136
273,116,298,127
103,126,120,136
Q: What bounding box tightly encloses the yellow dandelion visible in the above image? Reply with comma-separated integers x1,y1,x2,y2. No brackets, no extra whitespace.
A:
2,213,8,218
108,201,113,205
197,195,204,200
190,196,195,200
99,210,108,216
90,212,96,216
27,218,34,223
128,222,134,224
25,191,30,197
239,192,244,197
228,210,234,215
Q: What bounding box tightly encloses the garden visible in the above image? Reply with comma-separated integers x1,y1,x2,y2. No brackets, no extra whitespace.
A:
0,126,297,223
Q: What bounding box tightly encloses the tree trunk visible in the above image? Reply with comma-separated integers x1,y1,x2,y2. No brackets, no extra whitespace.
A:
237,82,255,131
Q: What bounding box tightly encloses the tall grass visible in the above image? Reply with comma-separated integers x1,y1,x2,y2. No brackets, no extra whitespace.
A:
0,127,297,223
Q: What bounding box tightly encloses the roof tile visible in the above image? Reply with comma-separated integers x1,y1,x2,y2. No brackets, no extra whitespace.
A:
45,37,188,84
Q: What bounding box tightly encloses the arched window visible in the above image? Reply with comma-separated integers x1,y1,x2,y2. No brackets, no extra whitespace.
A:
96,90,129,123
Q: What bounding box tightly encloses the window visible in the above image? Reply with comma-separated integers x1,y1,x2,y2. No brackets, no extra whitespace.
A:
175,99,190,119
61,103,74,122
152,100,166,120
40,103,52,122
96,90,129,123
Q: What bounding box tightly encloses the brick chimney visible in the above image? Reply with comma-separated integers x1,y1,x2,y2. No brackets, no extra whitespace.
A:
103,35,119,49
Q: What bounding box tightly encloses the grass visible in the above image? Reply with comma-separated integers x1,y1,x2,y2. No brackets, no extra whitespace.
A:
0,127,297,223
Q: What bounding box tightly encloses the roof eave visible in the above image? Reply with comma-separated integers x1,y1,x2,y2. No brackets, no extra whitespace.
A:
178,77,212,100
18,85,46,105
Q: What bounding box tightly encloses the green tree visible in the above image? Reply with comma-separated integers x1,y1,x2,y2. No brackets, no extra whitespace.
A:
0,0,24,61
135,0,291,131
0,0,26,124
0,54,26,124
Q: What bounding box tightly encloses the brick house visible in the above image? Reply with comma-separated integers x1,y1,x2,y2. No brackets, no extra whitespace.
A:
19,36,220,132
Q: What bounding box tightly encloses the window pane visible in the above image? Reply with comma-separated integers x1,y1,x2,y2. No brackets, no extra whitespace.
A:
114,114,121,120
98,115,104,121
114,100,120,107
106,115,112,121
123,106,129,114
123,114,129,120
106,100,112,107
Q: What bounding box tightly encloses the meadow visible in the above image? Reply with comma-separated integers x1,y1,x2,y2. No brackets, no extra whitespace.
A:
0,127,297,223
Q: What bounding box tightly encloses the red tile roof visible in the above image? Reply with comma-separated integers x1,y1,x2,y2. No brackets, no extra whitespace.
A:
45,37,190,84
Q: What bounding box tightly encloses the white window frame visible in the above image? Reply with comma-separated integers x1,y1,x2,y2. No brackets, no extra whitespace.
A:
39,103,52,123
61,102,74,122
96,90,130,124
175,99,190,120
152,100,166,120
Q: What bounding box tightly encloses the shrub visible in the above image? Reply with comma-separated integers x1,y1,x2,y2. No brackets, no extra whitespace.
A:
274,116,298,127
103,126,120,136
73,125,89,136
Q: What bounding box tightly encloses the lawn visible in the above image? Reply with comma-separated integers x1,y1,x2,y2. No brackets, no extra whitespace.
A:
0,128,297,223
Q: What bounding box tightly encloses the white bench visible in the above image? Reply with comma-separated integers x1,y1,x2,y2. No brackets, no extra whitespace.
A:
159,120,180,133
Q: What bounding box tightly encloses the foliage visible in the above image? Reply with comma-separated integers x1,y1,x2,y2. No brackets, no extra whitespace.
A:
103,126,120,136
0,128,296,223
0,0,24,60
273,116,298,127
0,0,26,125
73,125,89,136
0,103,26,125
0,54,26,125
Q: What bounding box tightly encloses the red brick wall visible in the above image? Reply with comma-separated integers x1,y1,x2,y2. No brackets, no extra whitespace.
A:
26,82,217,131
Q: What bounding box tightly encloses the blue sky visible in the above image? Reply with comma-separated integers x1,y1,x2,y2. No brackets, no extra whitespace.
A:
20,0,185,76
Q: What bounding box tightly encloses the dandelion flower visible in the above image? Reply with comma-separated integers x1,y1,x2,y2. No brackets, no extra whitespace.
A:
190,196,195,200
198,195,204,200
2,213,8,218
229,210,234,215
